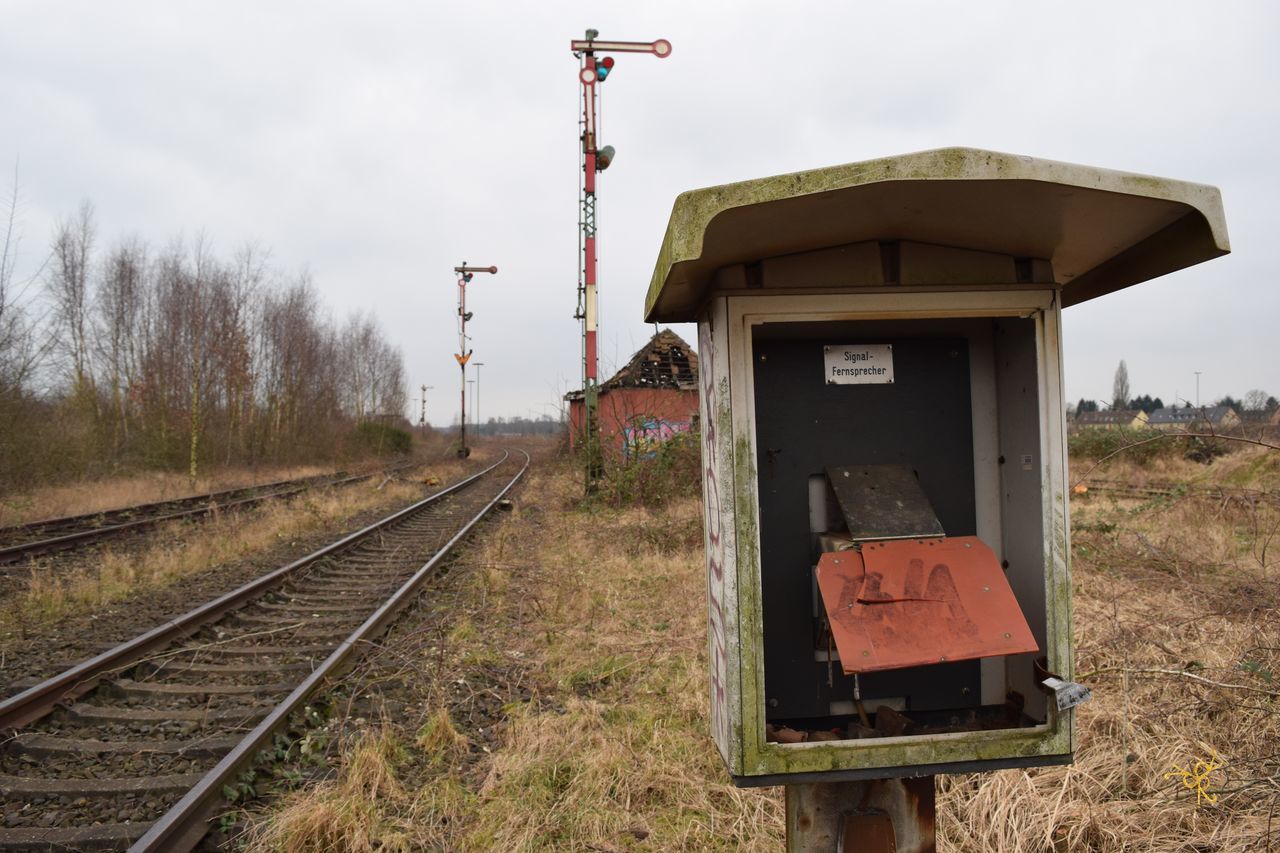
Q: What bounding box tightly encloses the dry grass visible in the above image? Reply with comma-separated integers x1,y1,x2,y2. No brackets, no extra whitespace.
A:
246,727,413,852
243,460,783,852
0,463,343,528
246,451,1279,852
463,476,782,851
1075,440,1280,492
938,461,1280,851
3,473,435,636
0,430,476,527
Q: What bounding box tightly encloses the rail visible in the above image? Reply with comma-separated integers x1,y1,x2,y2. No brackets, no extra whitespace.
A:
136,449,528,850
0,463,412,565
1079,478,1278,508
0,449,528,851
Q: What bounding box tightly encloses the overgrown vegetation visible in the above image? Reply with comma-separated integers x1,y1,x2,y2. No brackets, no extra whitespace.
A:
598,429,702,507
1068,427,1232,467
238,443,1280,851
938,444,1280,850
1,472,435,644
240,456,781,851
350,421,413,457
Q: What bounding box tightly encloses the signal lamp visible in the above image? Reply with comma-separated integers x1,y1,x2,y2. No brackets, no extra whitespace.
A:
596,145,616,171
597,56,615,81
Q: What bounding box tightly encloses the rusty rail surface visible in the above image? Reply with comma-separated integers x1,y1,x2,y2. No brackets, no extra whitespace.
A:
1079,478,1278,508
0,450,526,851
0,464,410,565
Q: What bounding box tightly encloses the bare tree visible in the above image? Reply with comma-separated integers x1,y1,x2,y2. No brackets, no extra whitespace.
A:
0,163,49,396
49,201,98,409
1243,389,1270,412
220,245,266,463
95,237,147,451
5,199,411,488
1112,359,1130,410
337,312,407,423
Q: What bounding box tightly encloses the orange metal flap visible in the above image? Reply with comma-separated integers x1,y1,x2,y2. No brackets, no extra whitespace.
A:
815,536,1039,674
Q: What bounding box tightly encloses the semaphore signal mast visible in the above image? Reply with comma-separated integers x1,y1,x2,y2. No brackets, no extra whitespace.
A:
454,263,497,458
570,28,671,487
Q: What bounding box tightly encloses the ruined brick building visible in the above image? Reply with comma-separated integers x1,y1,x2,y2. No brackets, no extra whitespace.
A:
566,329,699,455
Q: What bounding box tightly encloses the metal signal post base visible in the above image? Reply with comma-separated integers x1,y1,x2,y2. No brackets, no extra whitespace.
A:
583,381,603,487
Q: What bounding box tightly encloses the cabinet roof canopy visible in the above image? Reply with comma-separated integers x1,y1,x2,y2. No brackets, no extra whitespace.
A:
644,147,1229,322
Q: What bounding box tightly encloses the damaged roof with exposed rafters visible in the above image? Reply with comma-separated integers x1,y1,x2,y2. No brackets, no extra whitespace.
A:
566,329,698,399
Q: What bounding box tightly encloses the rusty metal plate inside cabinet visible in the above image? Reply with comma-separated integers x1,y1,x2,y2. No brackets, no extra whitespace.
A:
827,464,945,541
815,536,1038,674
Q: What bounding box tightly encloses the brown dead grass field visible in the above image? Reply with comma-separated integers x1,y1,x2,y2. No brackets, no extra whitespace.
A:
241,447,1278,852
0,428,461,527
1,453,479,646
0,463,340,528
938,445,1279,851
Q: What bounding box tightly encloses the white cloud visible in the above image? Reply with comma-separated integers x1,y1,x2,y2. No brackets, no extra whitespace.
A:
1,0,1275,421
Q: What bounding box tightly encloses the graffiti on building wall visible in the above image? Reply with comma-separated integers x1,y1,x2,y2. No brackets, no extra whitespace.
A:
622,417,693,458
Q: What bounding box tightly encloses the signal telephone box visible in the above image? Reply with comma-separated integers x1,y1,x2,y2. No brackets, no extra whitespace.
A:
645,148,1229,787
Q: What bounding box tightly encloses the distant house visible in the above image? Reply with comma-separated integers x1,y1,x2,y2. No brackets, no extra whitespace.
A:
1147,405,1240,431
566,329,699,456
1074,409,1148,430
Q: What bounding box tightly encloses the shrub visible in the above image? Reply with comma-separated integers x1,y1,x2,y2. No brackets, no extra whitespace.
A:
1182,435,1230,465
1068,427,1235,466
598,429,701,508
1069,428,1168,464
349,421,412,456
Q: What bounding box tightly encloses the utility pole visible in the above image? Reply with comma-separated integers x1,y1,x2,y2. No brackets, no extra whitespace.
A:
1195,371,1202,408
570,28,671,488
468,380,476,428
453,263,497,458
418,384,434,437
474,362,485,439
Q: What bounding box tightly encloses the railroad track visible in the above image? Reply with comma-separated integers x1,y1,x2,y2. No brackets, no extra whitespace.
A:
0,449,528,851
1078,478,1279,508
0,463,412,565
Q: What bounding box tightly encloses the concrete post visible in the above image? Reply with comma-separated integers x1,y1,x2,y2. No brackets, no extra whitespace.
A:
785,776,935,853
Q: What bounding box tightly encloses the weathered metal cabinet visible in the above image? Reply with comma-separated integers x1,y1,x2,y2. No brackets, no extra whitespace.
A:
644,148,1229,786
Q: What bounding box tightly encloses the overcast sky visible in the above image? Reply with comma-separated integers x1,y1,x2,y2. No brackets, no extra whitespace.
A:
2,1,1276,423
